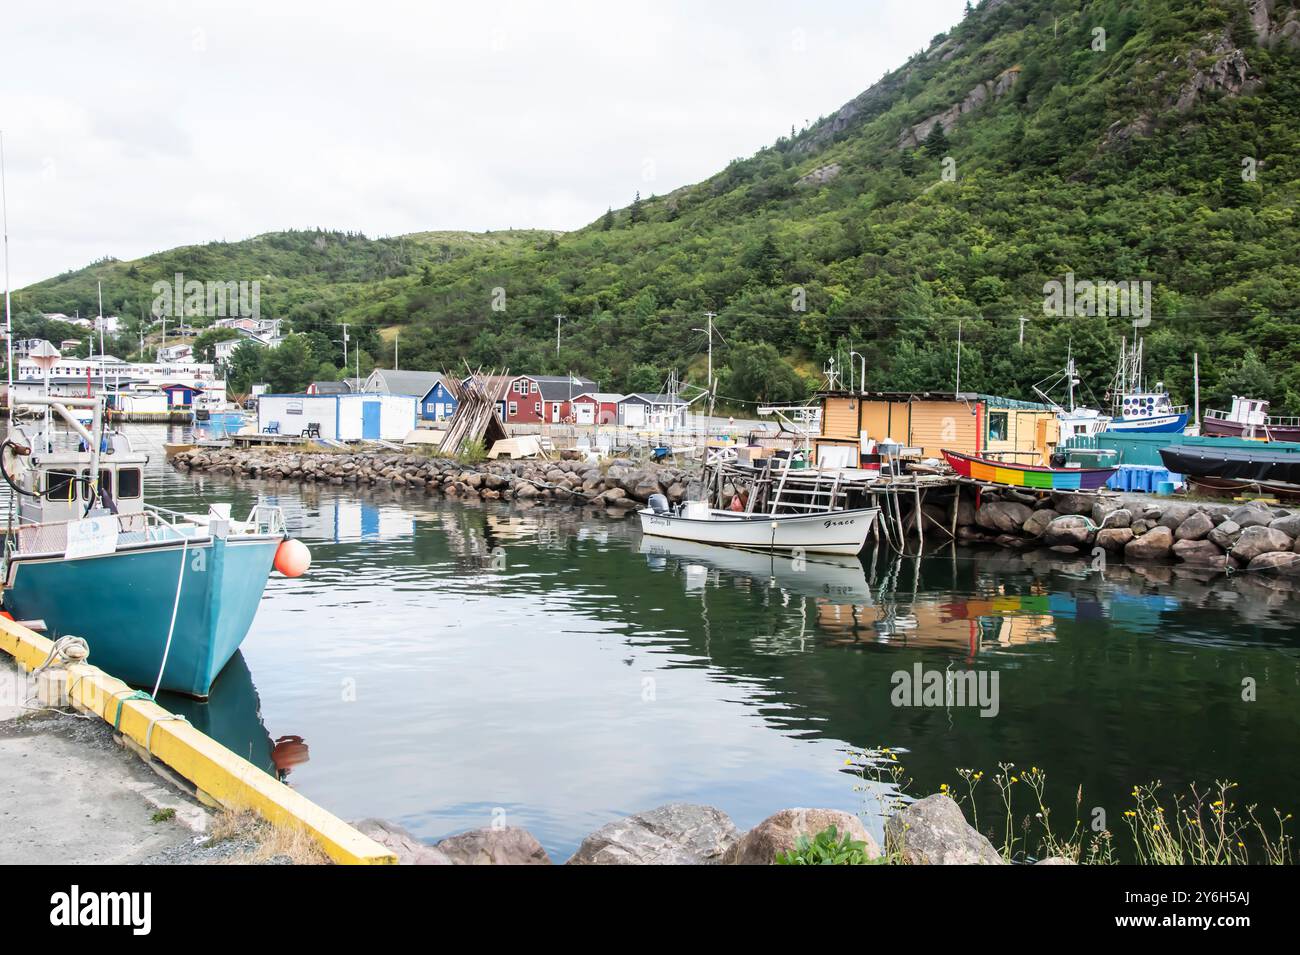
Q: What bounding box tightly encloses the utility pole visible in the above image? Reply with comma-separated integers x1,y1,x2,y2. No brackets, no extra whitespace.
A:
97,280,105,391
1018,314,1028,347
955,317,963,396
554,314,564,357
337,322,350,377
394,330,399,370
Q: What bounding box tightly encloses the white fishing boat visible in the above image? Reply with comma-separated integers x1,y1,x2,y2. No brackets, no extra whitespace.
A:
637,497,878,556
1034,349,1111,439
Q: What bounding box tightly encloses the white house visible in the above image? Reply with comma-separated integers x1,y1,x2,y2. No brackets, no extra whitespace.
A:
256,392,416,442
618,393,690,430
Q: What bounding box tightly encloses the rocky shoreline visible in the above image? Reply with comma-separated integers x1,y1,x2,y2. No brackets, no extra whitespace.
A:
173,446,1300,577
958,487,1300,576
353,793,1052,865
172,447,696,509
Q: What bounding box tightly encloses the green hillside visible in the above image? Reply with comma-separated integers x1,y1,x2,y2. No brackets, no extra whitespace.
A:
15,0,1300,412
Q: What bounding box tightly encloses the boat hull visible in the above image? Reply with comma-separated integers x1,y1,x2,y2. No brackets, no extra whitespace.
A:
1108,412,1188,434
638,506,878,556
1201,416,1300,442
943,449,1117,491
4,533,279,698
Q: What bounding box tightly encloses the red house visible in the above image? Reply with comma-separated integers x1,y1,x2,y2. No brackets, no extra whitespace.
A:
571,392,625,425
485,374,598,423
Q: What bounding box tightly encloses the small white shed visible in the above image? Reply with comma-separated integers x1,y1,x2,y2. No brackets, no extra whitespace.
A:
257,393,417,441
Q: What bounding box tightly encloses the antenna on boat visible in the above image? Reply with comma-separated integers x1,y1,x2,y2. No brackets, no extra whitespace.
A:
2,130,12,429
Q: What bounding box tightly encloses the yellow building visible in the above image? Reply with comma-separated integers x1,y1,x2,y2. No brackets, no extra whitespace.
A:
814,391,1059,465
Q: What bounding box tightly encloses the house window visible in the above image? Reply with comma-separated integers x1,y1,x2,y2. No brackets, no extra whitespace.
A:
508,401,517,417
534,402,541,415
988,412,1009,442
530,381,538,394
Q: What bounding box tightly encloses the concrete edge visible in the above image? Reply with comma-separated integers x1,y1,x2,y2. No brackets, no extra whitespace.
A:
0,616,398,865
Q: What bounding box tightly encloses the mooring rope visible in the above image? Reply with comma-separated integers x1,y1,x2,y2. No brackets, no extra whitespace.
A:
152,536,189,699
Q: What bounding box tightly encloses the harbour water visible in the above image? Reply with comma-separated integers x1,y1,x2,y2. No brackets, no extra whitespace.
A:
18,424,1300,861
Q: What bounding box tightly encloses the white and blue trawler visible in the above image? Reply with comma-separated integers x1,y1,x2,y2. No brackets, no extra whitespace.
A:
1107,337,1189,434
1,394,291,698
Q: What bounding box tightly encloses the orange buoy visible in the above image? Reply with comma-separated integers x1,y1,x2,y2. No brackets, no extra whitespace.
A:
274,538,311,577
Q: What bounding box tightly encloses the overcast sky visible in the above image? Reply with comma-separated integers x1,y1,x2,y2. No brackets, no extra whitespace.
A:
3,0,968,288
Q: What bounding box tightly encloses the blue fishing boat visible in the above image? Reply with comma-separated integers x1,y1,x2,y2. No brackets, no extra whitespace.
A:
1107,337,1188,434
2,391,302,698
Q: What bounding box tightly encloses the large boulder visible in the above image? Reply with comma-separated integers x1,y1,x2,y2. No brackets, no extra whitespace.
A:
1230,505,1274,529
1125,524,1173,561
1269,513,1300,539
1043,515,1095,548
1246,551,1300,576
435,827,552,865
1156,503,1196,530
975,501,1034,534
1051,492,1096,516
1208,520,1243,551
1021,509,1058,539
884,794,1003,865
1171,539,1227,566
1099,508,1132,530
724,807,879,865
351,819,452,865
1095,527,1134,551
1232,526,1294,563
1173,511,1214,542
568,804,739,865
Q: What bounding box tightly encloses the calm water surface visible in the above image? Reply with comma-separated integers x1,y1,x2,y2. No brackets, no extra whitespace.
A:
50,426,1300,858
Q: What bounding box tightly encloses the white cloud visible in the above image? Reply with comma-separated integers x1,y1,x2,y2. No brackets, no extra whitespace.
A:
3,0,968,287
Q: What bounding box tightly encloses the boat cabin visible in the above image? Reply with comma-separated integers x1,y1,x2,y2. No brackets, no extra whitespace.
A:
12,429,146,526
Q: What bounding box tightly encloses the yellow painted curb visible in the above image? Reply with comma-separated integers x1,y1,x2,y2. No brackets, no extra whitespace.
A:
0,616,397,865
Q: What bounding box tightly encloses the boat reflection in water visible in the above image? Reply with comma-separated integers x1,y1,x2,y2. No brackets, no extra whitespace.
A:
641,536,1064,658
640,536,874,604
158,651,309,781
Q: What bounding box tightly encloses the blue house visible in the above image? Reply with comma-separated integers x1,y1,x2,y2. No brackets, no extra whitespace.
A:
421,380,457,422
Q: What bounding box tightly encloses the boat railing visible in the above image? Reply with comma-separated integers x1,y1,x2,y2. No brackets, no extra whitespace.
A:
10,507,196,557
244,504,286,536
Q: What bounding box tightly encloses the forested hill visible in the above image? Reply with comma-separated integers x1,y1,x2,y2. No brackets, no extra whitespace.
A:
17,0,1300,412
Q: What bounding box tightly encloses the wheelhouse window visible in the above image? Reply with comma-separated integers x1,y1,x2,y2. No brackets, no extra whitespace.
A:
44,470,77,501
117,467,143,500
80,468,113,501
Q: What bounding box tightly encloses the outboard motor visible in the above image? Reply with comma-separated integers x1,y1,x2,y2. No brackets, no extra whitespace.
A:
647,493,670,515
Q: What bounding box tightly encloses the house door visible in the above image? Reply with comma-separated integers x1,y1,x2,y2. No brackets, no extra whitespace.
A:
576,402,595,425
551,402,561,423
362,401,382,440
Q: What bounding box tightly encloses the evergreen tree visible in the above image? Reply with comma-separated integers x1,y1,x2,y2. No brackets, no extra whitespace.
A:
924,122,950,158
629,191,644,225
601,207,614,231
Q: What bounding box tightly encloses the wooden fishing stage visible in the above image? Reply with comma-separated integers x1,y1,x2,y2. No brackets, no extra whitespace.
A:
702,458,1117,557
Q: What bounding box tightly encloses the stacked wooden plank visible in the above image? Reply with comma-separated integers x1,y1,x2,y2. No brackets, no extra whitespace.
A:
440,366,509,455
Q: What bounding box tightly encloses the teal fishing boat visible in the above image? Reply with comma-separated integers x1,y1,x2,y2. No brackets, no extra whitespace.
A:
1,390,304,697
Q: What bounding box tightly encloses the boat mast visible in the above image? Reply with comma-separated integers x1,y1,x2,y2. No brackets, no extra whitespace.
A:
2,131,12,431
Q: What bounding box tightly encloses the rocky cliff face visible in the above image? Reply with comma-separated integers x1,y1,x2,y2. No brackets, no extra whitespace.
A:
897,67,1022,150
1250,0,1300,49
